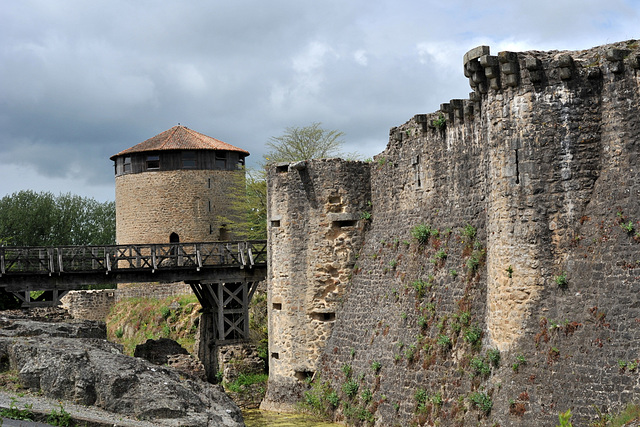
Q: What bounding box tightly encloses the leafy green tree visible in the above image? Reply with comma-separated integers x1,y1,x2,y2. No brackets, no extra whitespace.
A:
221,123,354,241
218,170,267,240
0,191,57,246
264,122,347,163
0,190,115,246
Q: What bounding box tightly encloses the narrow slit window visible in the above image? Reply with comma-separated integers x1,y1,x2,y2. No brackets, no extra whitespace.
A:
515,149,520,184
273,303,282,310
310,312,336,322
333,220,357,228
271,220,281,227
271,352,280,359
413,155,422,188
295,371,315,382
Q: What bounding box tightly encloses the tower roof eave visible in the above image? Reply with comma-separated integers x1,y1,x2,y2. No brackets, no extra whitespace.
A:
110,125,250,160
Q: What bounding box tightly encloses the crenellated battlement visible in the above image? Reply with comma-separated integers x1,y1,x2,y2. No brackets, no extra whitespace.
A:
395,40,640,135
464,41,640,94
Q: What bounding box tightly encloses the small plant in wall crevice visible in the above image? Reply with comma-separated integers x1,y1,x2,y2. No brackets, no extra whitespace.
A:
506,265,514,278
433,114,447,130
554,271,568,289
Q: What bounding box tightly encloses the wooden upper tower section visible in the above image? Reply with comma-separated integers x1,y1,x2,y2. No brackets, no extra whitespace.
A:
110,125,250,176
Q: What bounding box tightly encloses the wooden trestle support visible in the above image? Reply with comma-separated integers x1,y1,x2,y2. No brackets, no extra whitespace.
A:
189,280,261,382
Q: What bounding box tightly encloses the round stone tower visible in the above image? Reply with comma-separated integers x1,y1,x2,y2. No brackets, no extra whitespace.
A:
110,125,249,244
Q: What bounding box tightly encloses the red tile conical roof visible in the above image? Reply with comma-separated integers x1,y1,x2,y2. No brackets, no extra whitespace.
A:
110,125,249,160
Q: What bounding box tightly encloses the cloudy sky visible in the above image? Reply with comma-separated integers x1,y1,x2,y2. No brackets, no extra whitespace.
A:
1,0,638,202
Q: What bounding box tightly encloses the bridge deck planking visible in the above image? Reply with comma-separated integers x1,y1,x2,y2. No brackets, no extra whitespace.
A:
0,241,266,277
0,241,267,312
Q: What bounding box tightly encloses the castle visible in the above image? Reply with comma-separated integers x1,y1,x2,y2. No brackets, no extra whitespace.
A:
110,125,249,244
261,40,640,426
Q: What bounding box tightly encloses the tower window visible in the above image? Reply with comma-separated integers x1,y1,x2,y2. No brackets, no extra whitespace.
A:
182,151,196,169
146,155,160,170
215,152,227,169
123,157,131,173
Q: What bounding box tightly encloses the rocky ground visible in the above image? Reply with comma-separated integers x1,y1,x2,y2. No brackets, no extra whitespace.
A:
0,308,245,427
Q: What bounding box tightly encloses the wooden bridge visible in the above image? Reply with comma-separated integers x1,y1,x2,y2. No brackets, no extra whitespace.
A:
0,241,267,351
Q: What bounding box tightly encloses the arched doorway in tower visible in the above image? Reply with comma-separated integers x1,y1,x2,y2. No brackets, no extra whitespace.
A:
169,233,180,257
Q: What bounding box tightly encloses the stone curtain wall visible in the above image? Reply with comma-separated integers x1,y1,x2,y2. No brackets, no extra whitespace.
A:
267,40,640,426
60,289,117,321
261,159,371,411
115,169,241,244
61,283,193,321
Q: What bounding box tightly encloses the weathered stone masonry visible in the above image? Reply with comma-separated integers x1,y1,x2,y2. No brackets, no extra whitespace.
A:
115,169,239,244
261,160,371,411
264,40,640,426
60,283,193,321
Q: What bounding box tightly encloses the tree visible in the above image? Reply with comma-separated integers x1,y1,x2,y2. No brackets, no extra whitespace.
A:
221,123,352,241
263,122,347,163
217,169,267,241
0,190,115,246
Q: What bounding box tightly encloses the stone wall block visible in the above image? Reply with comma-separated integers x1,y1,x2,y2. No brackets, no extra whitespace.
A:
450,99,464,122
463,100,474,119
524,57,541,71
504,73,519,87
557,54,574,80
606,48,629,61
498,51,518,63
480,55,501,91
463,45,490,64
500,62,518,75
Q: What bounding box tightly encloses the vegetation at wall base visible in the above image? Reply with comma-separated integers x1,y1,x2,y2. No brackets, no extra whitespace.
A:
106,294,202,355
0,397,35,421
106,288,269,364
46,403,73,427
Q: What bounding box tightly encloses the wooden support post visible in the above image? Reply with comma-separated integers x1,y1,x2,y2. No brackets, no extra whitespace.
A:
217,283,225,341
58,250,64,273
196,306,219,382
243,280,249,338
151,246,157,272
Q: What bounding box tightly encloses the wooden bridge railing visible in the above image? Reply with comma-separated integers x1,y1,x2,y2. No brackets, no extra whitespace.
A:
0,241,267,277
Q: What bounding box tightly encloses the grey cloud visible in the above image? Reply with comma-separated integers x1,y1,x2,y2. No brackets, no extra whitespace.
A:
1,0,638,200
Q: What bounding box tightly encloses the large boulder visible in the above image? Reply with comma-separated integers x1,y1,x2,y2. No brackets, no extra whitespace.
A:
0,318,244,427
134,337,189,365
